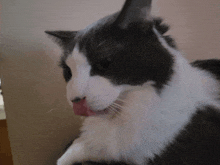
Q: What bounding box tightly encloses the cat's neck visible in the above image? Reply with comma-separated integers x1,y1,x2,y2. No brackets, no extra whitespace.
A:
161,53,220,110
121,52,219,123
153,27,219,108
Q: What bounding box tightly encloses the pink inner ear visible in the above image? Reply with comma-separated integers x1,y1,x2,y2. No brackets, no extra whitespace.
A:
73,99,96,116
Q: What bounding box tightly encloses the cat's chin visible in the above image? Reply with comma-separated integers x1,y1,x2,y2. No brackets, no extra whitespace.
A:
91,108,110,116
91,99,123,117
72,98,121,117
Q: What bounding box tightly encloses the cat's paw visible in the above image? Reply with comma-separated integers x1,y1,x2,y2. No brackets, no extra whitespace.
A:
57,142,85,165
57,158,68,165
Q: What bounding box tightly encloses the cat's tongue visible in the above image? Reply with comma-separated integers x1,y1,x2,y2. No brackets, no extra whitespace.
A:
73,99,96,116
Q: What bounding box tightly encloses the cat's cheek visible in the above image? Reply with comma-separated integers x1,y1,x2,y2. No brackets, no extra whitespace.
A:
85,76,123,111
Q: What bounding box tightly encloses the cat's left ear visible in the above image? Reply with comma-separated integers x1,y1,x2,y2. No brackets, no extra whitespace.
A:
45,30,77,49
114,0,152,29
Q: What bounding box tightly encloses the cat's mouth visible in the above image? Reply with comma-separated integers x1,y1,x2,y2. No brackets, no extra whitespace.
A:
72,98,122,117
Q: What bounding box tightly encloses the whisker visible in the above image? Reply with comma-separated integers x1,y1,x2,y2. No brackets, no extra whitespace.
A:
97,40,107,48
110,108,120,115
116,98,126,103
109,104,122,116
111,103,123,108
110,105,120,110
46,109,56,113
108,106,115,112
108,105,120,114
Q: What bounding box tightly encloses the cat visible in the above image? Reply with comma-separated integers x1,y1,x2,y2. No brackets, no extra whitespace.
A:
45,0,220,164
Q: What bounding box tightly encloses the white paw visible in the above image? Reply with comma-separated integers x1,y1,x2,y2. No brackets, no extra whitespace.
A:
57,142,85,165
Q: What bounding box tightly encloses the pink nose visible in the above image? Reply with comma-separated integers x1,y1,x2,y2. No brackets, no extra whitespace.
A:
71,97,85,103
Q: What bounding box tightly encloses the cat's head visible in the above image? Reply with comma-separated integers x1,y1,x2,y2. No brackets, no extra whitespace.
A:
45,0,176,116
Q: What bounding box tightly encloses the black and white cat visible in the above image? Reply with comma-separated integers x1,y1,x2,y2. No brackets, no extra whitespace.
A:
45,0,220,164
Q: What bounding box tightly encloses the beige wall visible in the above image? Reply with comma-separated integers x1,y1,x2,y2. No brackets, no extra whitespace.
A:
1,0,220,165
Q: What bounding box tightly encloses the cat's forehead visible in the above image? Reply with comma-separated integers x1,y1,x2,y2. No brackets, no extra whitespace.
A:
70,43,87,65
65,10,175,66
64,13,119,63
78,12,119,37
74,20,153,65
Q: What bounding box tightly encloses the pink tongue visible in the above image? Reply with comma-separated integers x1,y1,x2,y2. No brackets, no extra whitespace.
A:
73,99,96,116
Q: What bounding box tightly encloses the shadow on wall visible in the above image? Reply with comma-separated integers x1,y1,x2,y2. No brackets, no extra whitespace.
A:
1,46,82,164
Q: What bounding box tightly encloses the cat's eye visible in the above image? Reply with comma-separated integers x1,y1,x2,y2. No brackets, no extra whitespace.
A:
94,58,111,72
59,61,72,82
63,66,72,82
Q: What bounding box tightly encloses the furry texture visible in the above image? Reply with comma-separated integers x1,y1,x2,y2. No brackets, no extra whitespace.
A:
72,106,220,165
45,0,220,165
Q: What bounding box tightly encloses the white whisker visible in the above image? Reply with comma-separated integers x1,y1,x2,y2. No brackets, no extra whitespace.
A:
111,104,121,110
116,98,126,103
111,108,120,114
47,109,55,113
111,103,123,108
109,106,116,112
108,105,120,114
46,108,61,113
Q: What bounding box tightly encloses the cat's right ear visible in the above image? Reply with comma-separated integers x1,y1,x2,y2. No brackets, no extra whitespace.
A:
45,31,77,49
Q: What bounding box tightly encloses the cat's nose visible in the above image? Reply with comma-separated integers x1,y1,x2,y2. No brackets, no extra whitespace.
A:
71,97,86,103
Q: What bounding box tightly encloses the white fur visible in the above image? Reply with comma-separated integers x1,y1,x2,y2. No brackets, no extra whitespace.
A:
57,143,85,165
66,44,91,105
58,23,220,165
